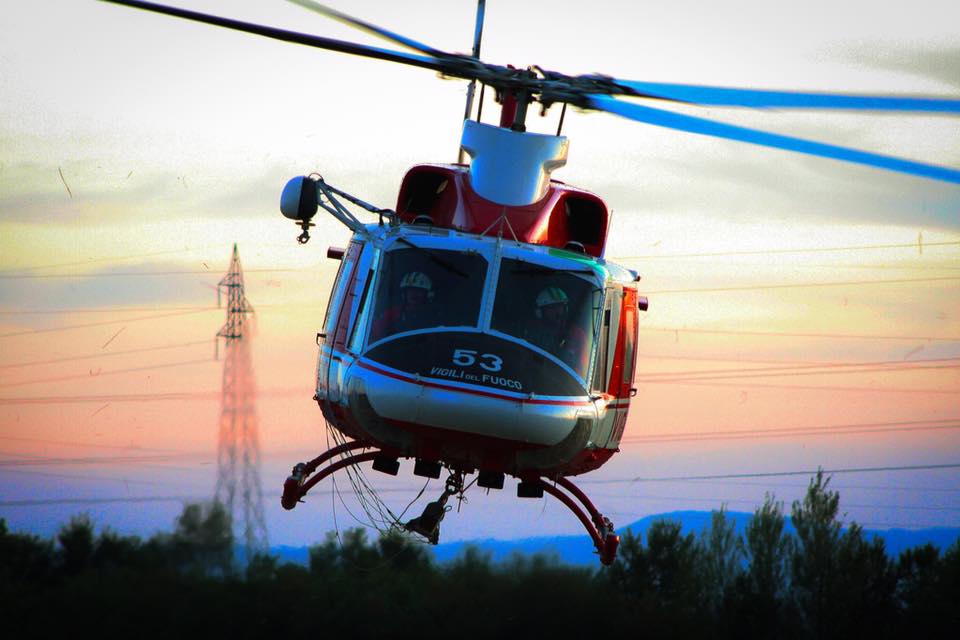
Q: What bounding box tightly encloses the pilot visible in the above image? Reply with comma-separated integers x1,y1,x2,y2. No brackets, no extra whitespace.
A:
526,286,589,372
371,270,438,339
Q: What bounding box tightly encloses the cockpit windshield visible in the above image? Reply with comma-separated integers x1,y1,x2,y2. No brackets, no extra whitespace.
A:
368,247,488,342
491,258,600,378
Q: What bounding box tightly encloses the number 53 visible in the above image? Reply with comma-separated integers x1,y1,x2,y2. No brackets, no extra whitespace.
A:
452,348,502,372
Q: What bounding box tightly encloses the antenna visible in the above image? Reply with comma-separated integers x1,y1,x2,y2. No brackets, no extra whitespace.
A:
457,0,486,164
214,244,268,554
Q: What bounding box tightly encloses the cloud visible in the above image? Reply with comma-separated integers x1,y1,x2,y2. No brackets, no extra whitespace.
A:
841,44,960,91
0,261,219,311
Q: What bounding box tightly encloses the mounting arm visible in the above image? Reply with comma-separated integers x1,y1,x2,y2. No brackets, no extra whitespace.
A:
281,441,376,509
280,174,396,243
534,476,620,565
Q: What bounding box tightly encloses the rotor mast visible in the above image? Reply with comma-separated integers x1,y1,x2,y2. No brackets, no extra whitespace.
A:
457,0,486,163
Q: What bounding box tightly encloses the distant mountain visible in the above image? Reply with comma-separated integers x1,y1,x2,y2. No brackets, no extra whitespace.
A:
430,511,759,565
269,510,960,567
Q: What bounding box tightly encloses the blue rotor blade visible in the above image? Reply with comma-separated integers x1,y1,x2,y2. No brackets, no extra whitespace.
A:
615,80,960,113
587,94,960,184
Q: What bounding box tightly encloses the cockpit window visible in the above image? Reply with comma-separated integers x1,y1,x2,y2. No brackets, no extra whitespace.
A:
491,258,600,378
368,247,488,342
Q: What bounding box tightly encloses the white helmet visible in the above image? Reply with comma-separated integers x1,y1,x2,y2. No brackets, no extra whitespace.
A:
535,286,568,318
400,271,434,300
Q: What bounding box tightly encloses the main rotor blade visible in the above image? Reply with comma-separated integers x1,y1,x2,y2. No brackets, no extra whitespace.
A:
587,95,960,184
287,0,454,60
98,0,445,73
614,80,960,114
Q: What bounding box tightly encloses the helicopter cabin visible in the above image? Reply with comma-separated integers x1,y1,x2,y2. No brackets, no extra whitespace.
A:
298,120,643,478
313,219,641,478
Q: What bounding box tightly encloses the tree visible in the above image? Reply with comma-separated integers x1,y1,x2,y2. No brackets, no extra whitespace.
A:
170,501,235,577
93,527,143,572
0,517,54,587
790,469,897,639
606,527,649,597
308,531,340,577
57,513,95,576
245,552,279,583
376,527,432,573
913,539,960,638
700,506,743,614
791,469,842,638
745,493,792,600
737,493,796,639
833,523,896,636
646,519,702,608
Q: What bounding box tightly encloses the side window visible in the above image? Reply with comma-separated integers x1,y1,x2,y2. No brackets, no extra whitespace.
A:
327,242,364,348
622,291,637,388
591,292,612,394
347,267,375,353
322,250,357,338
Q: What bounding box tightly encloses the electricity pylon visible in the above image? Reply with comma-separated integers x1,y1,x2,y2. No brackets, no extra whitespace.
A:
215,244,268,554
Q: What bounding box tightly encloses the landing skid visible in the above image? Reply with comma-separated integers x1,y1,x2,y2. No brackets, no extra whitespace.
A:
281,443,620,565
531,476,620,565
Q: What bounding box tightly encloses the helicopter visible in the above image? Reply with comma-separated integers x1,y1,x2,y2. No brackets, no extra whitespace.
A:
100,0,960,565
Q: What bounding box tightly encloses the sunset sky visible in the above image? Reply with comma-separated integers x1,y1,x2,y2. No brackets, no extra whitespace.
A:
1,0,958,549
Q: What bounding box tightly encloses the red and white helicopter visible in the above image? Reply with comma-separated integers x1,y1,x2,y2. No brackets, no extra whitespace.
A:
102,0,960,564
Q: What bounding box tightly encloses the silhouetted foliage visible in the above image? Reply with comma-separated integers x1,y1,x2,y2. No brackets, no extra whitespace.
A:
735,493,797,639
791,470,844,638
169,500,235,577
57,513,95,576
2,475,958,638
700,507,742,611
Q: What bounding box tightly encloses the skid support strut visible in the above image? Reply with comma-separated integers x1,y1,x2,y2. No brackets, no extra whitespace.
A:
281,441,379,510
535,476,620,565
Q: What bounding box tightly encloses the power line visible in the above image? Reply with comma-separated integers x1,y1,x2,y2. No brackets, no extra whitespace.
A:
0,306,215,315
624,417,959,439
636,377,958,395
602,511,956,530
580,463,960,485
636,356,960,377
0,453,211,468
639,325,960,342
0,244,226,275
624,259,960,272
0,434,181,454
0,308,216,339
0,391,217,405
0,388,306,405
0,340,211,370
0,486,428,508
0,495,203,507
620,418,960,444
635,360,960,384
0,467,176,486
636,352,899,367
589,492,960,513
614,239,960,261
0,266,320,280
643,275,960,295
791,262,960,273
0,358,214,389
660,477,960,494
